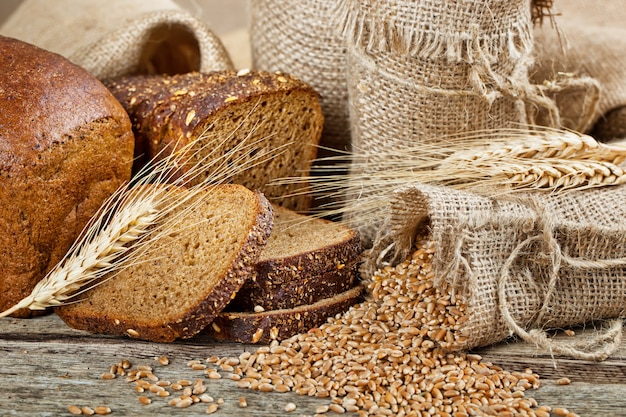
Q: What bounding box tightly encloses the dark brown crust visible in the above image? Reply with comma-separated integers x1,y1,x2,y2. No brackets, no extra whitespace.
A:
229,257,361,311
0,36,134,317
255,228,361,281
56,187,274,342
207,285,364,344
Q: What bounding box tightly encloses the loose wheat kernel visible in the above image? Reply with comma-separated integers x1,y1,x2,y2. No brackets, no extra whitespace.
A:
206,403,219,414
564,329,576,337
316,405,330,413
553,408,570,416
254,305,265,312
81,406,95,416
157,390,170,397
157,356,170,366
176,397,194,408
68,405,82,415
556,377,571,385
101,373,115,380
199,394,214,403
126,329,139,337
191,364,207,371
329,403,346,413
217,398,224,405
284,402,297,412
94,406,111,415
239,397,248,408
177,379,192,386
138,396,151,405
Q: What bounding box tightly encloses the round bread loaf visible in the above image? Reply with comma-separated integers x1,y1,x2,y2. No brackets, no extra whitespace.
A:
0,36,135,317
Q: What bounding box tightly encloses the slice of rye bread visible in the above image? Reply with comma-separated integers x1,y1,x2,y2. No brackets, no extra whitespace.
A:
56,184,273,343
208,285,365,344
228,205,362,311
105,70,324,211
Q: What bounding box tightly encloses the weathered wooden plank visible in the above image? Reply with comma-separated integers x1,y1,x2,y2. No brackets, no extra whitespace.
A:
1,315,626,416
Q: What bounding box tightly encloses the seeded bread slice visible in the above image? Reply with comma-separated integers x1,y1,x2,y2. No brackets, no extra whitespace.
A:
208,285,364,344
105,70,324,211
56,184,273,343
229,205,362,311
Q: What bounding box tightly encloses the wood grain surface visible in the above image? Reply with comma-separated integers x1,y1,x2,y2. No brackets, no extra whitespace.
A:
1,314,624,416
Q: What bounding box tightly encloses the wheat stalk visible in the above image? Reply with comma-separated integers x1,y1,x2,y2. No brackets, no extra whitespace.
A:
0,102,283,318
276,128,626,227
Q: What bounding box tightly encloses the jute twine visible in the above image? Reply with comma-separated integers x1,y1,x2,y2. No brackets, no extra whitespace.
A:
0,0,233,79
364,183,626,360
249,0,350,155
336,0,562,245
533,0,626,139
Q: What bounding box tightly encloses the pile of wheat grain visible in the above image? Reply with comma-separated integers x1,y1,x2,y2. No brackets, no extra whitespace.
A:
215,237,577,417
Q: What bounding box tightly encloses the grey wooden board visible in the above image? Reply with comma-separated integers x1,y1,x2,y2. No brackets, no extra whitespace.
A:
1,314,625,416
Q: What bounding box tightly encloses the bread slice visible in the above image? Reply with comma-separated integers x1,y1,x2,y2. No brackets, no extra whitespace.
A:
229,205,362,311
56,184,273,342
105,70,324,211
208,285,364,344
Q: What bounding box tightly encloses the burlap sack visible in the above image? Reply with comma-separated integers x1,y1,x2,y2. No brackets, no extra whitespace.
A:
249,0,350,155
337,0,562,244
364,183,626,360
533,0,626,140
0,0,233,80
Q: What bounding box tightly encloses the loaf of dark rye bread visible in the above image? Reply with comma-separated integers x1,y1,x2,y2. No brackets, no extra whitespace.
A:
0,36,135,318
105,70,324,211
56,184,273,342
229,205,361,311
208,285,365,344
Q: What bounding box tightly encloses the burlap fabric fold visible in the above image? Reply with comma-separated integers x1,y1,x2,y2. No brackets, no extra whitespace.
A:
0,0,233,80
249,0,350,155
336,0,561,244
364,183,626,359
533,0,626,140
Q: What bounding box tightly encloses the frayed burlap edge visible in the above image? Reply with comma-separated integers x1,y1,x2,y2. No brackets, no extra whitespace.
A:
334,0,534,62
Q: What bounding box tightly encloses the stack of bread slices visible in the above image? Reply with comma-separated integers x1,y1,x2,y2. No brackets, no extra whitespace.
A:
52,69,363,343
208,205,363,344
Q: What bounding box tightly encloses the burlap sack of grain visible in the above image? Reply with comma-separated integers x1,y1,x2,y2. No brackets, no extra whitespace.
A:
533,0,626,140
249,0,350,156
336,0,562,245
0,0,233,80
365,183,626,360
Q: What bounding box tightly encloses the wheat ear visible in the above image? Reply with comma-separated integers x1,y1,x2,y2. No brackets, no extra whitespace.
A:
274,127,626,227
0,102,282,317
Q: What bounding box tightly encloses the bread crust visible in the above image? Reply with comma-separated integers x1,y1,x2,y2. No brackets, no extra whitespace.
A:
56,186,274,342
208,285,364,344
0,36,134,317
231,257,361,311
105,70,323,210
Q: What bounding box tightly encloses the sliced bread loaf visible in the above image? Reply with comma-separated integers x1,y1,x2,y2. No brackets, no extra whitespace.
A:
105,70,324,211
55,184,273,342
208,285,364,344
229,205,362,311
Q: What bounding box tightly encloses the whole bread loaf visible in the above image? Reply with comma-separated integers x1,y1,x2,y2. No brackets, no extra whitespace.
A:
0,36,135,318
230,205,361,311
105,70,324,211
56,184,273,342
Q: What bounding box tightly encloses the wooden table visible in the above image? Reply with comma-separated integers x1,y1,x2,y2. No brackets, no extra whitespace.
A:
1,314,624,416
